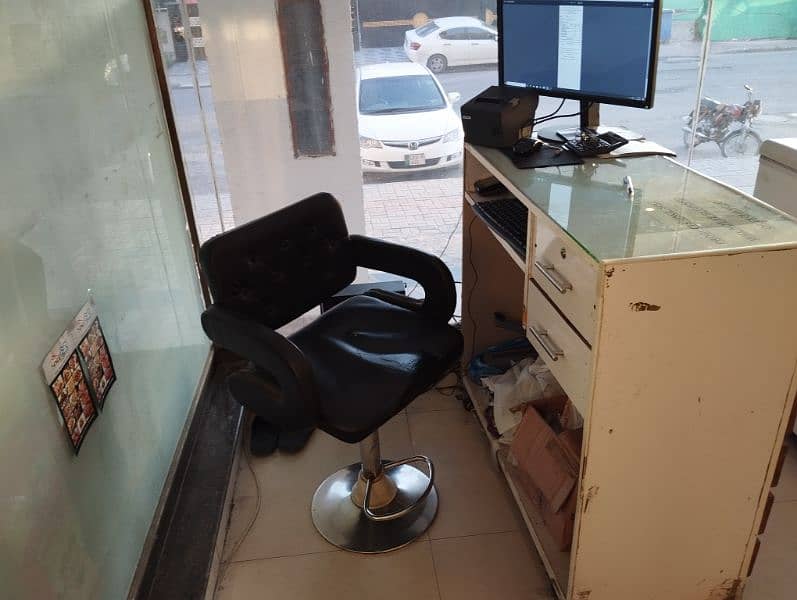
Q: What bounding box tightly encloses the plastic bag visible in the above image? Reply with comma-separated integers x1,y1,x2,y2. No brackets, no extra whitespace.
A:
482,356,566,441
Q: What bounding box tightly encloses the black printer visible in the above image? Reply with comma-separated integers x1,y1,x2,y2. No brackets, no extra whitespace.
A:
460,86,539,148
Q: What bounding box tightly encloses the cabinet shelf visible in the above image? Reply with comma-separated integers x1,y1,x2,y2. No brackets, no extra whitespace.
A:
464,191,526,271
462,377,572,599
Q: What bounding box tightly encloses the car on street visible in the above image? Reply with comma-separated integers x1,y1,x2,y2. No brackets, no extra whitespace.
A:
404,16,498,74
357,62,463,173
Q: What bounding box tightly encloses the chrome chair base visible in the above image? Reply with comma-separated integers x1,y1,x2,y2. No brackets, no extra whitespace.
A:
311,460,438,553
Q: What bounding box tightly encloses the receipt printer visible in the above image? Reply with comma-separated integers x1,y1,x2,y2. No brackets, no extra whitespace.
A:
460,86,539,148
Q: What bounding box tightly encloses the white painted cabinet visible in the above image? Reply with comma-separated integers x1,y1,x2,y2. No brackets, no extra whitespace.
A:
462,144,797,600
755,138,797,219
755,138,797,436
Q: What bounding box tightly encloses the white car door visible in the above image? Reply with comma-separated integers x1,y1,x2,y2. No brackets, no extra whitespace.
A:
467,27,498,65
438,27,471,66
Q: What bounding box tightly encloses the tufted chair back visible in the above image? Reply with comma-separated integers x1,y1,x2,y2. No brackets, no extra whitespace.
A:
199,193,356,329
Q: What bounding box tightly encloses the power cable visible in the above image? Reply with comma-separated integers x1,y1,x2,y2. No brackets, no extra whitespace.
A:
406,209,463,299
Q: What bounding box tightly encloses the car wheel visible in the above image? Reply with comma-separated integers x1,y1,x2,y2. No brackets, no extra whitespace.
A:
427,54,447,74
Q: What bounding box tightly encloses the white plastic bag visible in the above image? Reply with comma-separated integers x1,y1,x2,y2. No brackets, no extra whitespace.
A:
482,356,566,440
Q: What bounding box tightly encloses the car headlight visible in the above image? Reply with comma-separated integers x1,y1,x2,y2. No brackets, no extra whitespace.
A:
442,128,461,143
359,136,382,149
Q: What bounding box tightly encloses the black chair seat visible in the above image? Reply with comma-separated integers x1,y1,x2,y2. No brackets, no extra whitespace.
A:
200,193,463,449
290,295,463,443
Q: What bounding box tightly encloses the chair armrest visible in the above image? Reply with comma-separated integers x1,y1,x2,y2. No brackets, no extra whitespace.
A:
201,306,319,428
349,234,457,322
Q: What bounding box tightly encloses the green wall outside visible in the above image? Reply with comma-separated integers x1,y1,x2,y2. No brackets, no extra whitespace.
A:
712,0,797,40
696,0,797,40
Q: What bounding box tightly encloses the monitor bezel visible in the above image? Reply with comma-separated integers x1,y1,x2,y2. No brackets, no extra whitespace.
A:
498,0,662,109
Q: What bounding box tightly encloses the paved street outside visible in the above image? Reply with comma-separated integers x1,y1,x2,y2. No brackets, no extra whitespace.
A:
168,24,797,293
356,28,797,295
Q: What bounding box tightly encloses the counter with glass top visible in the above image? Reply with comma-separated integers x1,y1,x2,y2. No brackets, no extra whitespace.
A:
460,143,797,600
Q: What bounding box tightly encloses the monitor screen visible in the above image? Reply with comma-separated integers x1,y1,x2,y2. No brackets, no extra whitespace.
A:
500,0,661,107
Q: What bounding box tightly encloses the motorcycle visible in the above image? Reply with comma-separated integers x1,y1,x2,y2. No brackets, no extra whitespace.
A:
682,85,763,157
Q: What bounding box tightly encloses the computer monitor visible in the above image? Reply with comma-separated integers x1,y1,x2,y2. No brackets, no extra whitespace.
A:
499,0,661,110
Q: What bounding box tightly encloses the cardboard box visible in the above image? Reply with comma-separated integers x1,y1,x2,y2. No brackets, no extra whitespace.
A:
510,396,583,550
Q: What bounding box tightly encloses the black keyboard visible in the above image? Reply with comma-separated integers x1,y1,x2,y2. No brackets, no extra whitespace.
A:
563,130,629,157
472,197,528,258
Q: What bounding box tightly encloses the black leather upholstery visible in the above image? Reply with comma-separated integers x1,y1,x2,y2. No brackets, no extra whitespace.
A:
200,193,355,330
200,193,463,444
290,295,462,442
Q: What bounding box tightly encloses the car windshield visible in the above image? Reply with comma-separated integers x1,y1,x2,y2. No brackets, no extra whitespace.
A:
415,21,439,37
359,75,446,115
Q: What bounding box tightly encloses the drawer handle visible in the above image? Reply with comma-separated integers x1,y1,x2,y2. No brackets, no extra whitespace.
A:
528,326,565,361
534,260,572,294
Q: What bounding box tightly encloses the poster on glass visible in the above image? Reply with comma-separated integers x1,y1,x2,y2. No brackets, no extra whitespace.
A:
46,348,98,453
77,318,116,408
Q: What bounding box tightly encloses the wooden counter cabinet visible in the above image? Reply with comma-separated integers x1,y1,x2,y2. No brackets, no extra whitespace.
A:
461,143,797,600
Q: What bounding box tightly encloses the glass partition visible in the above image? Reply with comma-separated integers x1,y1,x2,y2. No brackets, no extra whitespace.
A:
351,0,796,306
0,1,208,598
151,0,232,242
691,0,797,194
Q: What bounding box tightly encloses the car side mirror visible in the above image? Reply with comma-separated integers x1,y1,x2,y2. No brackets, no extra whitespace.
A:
493,34,498,41
448,92,462,103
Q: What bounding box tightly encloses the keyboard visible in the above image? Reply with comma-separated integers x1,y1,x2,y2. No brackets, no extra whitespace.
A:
472,197,528,258
563,130,629,157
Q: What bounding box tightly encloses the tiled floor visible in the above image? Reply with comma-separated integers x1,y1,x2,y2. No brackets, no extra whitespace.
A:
214,382,797,600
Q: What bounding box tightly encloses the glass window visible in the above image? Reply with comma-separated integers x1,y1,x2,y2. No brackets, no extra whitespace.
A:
151,0,232,242
1,1,208,597
353,5,499,305
359,75,446,114
467,27,495,40
441,27,469,40
688,8,796,195
416,21,440,37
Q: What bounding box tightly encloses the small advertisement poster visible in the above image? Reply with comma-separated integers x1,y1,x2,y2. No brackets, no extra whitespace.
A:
77,317,116,409
41,298,116,453
48,352,98,452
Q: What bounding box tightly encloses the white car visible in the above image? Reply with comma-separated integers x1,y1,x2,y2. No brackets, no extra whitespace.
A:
357,62,463,174
404,16,498,74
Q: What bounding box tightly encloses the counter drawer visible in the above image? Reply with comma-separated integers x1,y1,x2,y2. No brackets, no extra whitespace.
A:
526,281,592,416
532,216,599,344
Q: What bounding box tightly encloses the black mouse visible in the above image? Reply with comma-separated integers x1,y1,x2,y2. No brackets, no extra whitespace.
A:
512,137,542,156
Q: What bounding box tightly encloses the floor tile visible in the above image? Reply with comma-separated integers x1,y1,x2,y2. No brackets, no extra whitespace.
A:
216,541,440,600
773,436,797,503
431,531,552,600
745,500,797,600
226,413,413,561
409,409,525,539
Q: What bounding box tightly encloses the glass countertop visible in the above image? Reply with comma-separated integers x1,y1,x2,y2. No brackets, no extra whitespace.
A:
475,146,797,262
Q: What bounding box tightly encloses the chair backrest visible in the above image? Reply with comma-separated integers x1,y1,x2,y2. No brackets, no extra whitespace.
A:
199,193,356,329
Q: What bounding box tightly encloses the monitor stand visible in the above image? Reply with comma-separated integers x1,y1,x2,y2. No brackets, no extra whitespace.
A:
537,101,597,143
